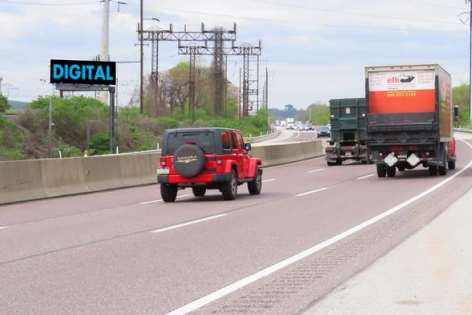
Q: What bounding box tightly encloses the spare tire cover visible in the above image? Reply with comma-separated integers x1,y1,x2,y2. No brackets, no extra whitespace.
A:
173,144,205,178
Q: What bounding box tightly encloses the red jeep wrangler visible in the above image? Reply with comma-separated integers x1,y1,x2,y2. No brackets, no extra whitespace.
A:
157,128,263,202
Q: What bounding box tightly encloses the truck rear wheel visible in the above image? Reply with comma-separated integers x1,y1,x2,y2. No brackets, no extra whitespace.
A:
429,165,438,176
377,164,387,178
448,160,456,170
161,184,178,202
387,166,396,177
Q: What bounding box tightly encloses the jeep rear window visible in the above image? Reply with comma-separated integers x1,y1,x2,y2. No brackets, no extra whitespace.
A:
166,131,215,154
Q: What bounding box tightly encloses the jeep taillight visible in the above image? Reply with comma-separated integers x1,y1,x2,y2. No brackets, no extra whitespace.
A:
160,158,167,168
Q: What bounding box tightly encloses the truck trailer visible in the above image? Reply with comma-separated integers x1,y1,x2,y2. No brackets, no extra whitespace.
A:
365,64,456,178
326,98,369,166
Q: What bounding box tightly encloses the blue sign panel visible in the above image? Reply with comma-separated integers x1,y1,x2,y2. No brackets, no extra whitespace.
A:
50,59,116,85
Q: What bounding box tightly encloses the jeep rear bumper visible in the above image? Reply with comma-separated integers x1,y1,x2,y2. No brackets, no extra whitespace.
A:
158,172,232,185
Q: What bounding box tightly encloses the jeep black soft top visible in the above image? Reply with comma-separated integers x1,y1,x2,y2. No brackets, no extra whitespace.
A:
161,128,241,155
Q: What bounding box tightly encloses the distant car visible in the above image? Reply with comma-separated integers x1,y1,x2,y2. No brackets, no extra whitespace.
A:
303,123,314,131
157,128,263,202
318,125,331,137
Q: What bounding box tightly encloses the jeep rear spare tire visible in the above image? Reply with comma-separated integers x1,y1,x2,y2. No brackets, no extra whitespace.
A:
173,144,205,178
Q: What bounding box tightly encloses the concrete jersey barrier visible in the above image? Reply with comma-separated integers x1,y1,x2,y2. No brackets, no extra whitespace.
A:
0,139,323,205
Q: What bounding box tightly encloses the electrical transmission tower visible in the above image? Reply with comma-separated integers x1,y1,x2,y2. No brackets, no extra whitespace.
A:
178,41,262,118
137,23,237,116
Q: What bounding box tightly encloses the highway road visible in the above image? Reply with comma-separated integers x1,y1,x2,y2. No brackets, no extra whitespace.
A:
1,134,472,314
259,127,319,144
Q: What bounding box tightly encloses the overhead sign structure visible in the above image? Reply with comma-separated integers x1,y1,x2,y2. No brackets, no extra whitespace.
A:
50,59,116,85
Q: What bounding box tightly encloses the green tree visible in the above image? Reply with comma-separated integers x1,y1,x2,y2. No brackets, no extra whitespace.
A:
0,95,10,113
452,84,470,126
307,103,330,125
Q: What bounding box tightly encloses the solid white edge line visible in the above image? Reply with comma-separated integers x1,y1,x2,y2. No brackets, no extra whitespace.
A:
295,187,328,197
262,178,276,183
166,158,472,315
151,214,227,234
357,174,375,180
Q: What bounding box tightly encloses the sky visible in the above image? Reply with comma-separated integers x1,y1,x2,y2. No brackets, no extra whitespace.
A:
0,0,470,109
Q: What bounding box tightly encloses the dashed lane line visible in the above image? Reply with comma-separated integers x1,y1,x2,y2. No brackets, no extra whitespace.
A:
357,174,375,180
295,188,328,197
140,194,191,205
151,214,227,234
262,178,276,183
307,168,326,174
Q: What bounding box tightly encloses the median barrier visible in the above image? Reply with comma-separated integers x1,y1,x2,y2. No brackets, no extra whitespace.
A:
0,159,45,204
0,140,323,204
40,157,87,198
82,154,124,191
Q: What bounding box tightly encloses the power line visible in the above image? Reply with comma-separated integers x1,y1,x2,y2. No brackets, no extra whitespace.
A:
0,0,97,6
159,7,466,34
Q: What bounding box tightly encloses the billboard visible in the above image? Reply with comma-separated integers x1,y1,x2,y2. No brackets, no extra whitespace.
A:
368,70,436,113
50,59,116,85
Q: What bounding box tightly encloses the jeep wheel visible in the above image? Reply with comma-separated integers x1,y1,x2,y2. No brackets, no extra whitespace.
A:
192,186,206,197
248,168,262,195
222,170,238,201
161,184,178,202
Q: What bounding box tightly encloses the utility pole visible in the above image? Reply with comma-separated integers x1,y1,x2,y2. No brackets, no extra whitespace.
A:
101,0,110,61
139,0,144,113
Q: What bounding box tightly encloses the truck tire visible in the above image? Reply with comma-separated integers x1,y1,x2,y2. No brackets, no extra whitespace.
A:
248,167,262,195
438,165,447,176
387,166,396,177
377,164,387,178
327,161,337,166
429,165,438,176
161,184,178,202
192,186,206,197
448,160,456,170
336,158,342,166
221,170,238,201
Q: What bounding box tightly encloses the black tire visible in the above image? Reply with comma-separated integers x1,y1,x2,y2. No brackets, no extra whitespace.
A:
336,158,342,166
387,166,396,177
161,184,178,202
221,170,238,201
327,161,337,166
377,164,387,178
429,165,438,176
192,186,206,197
173,144,205,178
438,165,447,176
448,160,456,170
248,167,262,195
398,165,405,172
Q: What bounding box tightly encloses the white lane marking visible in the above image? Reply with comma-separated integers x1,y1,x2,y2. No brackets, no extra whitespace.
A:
308,168,326,174
151,214,227,234
166,158,472,315
140,199,162,205
358,174,375,180
460,139,472,149
0,226,8,231
262,178,276,183
295,187,328,197
140,194,191,205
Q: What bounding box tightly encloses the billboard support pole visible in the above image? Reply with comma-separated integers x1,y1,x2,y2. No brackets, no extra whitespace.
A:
109,86,116,153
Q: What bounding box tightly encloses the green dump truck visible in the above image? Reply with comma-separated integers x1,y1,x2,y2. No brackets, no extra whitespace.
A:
326,98,369,166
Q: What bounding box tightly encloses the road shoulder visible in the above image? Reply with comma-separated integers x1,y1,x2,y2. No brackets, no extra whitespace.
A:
304,186,472,315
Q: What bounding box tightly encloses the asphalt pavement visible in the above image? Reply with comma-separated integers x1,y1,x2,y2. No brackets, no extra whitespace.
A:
1,135,471,315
